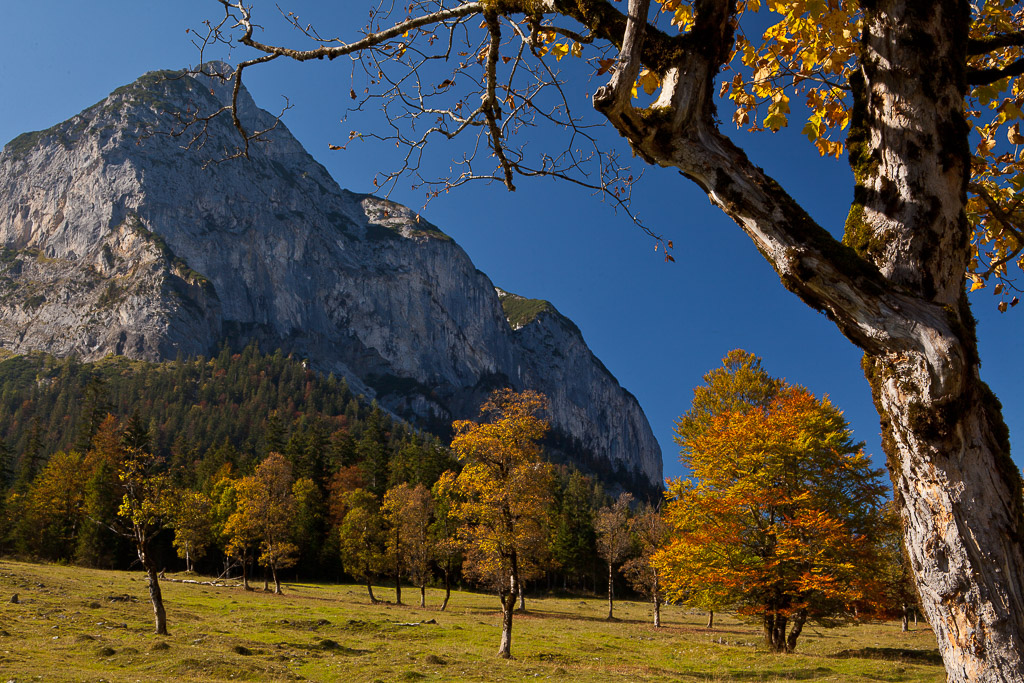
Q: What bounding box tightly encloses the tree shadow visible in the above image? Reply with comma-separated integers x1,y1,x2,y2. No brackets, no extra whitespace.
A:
829,647,943,666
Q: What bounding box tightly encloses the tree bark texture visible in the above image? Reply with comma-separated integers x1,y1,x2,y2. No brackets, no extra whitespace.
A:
584,0,1024,677
137,538,168,636
146,564,168,636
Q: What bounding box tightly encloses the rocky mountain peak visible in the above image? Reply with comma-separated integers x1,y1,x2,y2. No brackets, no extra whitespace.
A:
0,66,663,494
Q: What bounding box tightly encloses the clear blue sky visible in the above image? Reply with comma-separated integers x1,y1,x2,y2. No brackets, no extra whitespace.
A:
3,2,1021,483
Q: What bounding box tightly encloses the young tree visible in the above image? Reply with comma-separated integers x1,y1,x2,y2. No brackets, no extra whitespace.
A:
168,489,215,573
338,488,386,603
623,504,669,628
594,492,633,621
431,471,464,612
204,2,1024,676
382,482,434,607
450,389,554,659
656,385,888,653
225,453,299,594
116,446,173,635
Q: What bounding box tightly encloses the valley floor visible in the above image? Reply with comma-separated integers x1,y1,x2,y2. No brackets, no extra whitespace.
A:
0,560,944,682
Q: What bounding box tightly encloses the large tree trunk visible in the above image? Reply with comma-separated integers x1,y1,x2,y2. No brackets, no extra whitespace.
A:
366,577,377,604
586,0,1024,677
763,613,787,654
706,610,714,629
786,610,807,653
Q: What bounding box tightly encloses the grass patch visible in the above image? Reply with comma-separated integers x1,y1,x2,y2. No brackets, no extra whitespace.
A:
0,559,945,682
496,289,553,329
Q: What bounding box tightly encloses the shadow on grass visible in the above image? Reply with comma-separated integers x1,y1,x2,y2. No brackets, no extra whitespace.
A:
830,647,943,665
667,666,836,680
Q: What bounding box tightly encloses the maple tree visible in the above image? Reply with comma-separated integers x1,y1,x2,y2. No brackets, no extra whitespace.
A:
196,0,1024,674
430,470,465,611
656,379,887,653
337,488,387,603
594,491,634,621
224,452,299,594
449,389,554,659
167,488,215,573
381,481,435,607
116,445,174,635
622,503,669,627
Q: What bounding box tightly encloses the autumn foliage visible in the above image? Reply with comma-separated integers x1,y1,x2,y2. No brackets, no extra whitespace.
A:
449,389,554,659
656,368,887,653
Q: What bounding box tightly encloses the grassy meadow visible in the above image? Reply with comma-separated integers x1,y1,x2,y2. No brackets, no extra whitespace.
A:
0,559,944,682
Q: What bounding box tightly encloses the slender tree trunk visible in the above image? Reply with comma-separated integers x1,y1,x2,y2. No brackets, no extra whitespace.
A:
146,564,168,636
366,576,377,604
420,584,426,608
606,561,615,620
137,538,168,636
706,610,714,629
902,604,910,633
440,569,451,612
242,557,251,591
395,574,402,605
652,571,661,628
272,563,282,595
498,589,516,659
498,564,519,659
517,582,525,612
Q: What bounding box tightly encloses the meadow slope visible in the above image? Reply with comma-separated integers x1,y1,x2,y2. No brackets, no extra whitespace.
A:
0,560,943,682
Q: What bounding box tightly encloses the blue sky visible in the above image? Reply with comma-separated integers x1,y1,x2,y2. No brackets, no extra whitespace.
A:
3,2,1021,483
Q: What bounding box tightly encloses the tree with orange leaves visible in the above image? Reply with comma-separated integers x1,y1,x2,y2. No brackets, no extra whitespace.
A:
450,389,554,659
655,381,887,653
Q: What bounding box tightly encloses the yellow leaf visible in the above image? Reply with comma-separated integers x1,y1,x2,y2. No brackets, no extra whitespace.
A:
638,69,661,96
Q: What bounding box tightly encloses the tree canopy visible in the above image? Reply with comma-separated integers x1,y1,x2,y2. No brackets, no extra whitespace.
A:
449,388,554,659
658,366,887,652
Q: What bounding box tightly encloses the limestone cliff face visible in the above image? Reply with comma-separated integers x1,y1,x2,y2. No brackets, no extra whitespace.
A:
0,65,662,490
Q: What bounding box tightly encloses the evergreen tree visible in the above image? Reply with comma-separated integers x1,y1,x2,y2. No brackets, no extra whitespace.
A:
76,459,127,568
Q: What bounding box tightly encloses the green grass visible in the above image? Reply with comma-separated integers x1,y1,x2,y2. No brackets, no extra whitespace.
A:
497,291,553,329
0,560,945,682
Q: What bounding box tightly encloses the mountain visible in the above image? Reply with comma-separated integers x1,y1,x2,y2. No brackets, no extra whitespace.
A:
0,64,662,492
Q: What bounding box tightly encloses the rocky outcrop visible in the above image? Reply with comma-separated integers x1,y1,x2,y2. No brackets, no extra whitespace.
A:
0,64,662,490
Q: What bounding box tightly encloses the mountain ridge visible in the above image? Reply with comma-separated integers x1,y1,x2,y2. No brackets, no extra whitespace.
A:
0,65,663,491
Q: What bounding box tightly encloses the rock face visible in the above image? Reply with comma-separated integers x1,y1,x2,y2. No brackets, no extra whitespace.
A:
0,65,662,491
